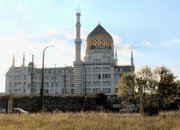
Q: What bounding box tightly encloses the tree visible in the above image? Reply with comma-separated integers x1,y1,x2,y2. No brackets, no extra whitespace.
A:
136,65,159,116
118,65,179,115
176,80,180,98
175,80,180,108
118,72,136,108
154,66,177,109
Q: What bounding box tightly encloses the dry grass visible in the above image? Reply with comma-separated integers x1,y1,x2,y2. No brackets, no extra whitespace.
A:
0,112,180,130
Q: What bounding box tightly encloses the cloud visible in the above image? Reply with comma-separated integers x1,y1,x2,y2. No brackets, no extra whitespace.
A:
164,38,180,47
112,34,122,45
29,28,73,43
28,27,90,67
116,44,131,65
0,27,89,92
111,34,137,65
143,40,152,46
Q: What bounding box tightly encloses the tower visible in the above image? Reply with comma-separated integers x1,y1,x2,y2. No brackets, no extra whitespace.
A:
73,8,83,95
22,53,25,67
115,47,118,66
30,54,35,95
131,49,134,66
84,23,115,95
12,54,15,68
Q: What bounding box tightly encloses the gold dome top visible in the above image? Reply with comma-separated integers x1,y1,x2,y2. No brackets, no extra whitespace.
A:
86,24,113,50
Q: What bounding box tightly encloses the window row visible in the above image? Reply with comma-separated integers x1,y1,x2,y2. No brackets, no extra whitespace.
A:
84,81,111,87
90,88,111,93
84,67,111,72
83,73,111,80
89,49,112,53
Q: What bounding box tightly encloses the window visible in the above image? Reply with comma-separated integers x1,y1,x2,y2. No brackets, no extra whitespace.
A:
9,83,12,87
28,84,31,89
98,74,101,79
23,75,26,80
120,68,123,72
55,82,58,87
44,89,49,94
102,74,105,79
51,82,54,87
108,74,111,78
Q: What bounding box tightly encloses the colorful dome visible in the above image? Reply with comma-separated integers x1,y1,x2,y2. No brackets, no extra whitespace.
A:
86,24,113,50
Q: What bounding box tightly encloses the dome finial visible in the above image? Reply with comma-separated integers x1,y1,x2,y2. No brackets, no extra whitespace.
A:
98,21,100,25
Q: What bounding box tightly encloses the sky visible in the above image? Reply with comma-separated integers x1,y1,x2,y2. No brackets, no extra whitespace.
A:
0,0,180,92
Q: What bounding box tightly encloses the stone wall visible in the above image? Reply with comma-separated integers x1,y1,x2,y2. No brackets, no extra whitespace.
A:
0,95,108,112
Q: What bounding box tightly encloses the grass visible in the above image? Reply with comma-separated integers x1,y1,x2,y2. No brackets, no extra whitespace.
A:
0,112,180,130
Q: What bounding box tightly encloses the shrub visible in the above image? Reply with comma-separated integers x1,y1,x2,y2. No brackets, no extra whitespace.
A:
95,93,107,106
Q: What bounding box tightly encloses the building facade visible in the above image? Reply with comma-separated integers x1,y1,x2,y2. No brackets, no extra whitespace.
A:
6,61,74,96
5,11,135,96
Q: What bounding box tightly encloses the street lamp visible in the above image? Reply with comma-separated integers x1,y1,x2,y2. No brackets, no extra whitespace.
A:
41,45,53,112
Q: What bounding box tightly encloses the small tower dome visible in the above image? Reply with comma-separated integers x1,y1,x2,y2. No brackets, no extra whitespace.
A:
28,62,34,67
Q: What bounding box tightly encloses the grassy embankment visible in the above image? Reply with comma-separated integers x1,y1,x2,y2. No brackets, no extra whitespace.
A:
0,112,180,130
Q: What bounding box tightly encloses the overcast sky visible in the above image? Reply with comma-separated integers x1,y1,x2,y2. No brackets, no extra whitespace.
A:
0,0,180,92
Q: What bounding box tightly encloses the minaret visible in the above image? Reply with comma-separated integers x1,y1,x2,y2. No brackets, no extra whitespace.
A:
75,7,82,61
115,47,118,66
22,53,25,67
131,49,135,72
31,54,35,95
12,54,15,67
131,49,134,66
73,7,83,95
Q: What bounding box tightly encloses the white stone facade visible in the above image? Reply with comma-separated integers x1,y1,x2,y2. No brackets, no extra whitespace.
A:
6,64,74,96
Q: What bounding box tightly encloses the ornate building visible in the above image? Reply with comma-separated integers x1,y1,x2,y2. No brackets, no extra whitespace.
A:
5,10,134,96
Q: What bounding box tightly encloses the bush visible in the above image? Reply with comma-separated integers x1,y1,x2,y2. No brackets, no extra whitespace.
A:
141,105,159,116
140,94,159,116
95,93,107,106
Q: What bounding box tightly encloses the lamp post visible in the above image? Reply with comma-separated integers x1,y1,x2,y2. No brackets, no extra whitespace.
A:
41,46,53,112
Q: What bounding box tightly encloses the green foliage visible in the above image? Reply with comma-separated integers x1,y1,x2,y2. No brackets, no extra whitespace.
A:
136,65,159,116
176,80,180,89
118,72,135,97
135,65,178,115
118,72,136,108
155,66,177,109
140,94,159,116
136,65,157,94
176,80,180,98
